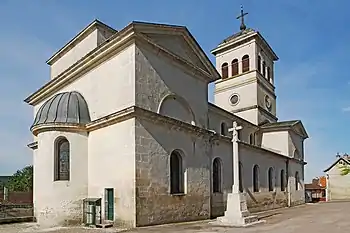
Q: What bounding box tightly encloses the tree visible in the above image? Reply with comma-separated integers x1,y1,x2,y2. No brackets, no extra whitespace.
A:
6,165,33,192
339,163,350,176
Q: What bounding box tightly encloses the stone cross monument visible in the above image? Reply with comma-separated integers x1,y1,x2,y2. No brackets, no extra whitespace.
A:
216,121,264,227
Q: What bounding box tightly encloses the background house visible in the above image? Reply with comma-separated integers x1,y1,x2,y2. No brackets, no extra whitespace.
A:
305,177,326,203
324,153,350,201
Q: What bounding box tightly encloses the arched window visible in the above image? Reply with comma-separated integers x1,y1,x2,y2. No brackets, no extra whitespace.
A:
213,158,222,193
280,169,285,191
54,137,70,181
295,171,299,191
267,67,271,82
220,122,227,136
253,165,259,192
257,56,261,73
268,167,274,191
170,150,184,194
242,55,250,72
262,61,266,77
231,59,239,76
221,63,228,79
239,162,243,192
249,133,254,145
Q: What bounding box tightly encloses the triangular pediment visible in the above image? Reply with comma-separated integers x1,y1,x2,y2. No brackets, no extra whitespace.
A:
141,33,210,73
131,22,220,82
291,121,308,139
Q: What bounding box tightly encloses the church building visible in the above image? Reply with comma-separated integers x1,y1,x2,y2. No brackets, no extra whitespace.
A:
25,11,308,228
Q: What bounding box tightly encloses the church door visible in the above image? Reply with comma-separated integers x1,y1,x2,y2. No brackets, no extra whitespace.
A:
105,188,114,221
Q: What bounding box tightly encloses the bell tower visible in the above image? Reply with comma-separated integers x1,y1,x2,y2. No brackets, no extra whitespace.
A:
211,6,279,125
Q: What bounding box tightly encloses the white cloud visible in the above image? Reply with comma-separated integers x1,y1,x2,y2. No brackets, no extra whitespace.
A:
342,106,350,112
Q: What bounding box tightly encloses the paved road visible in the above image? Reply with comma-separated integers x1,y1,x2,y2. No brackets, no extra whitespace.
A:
0,202,348,233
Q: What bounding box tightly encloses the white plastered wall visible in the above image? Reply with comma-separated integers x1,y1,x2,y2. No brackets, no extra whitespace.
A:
88,118,136,227
261,131,289,156
34,131,88,227
33,44,136,122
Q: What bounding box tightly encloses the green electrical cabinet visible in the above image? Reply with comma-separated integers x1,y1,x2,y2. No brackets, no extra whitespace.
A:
83,198,102,226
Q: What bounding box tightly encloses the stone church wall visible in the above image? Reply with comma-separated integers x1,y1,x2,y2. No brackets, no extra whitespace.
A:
210,138,232,217
288,160,305,206
239,144,289,212
134,118,211,227
135,43,209,129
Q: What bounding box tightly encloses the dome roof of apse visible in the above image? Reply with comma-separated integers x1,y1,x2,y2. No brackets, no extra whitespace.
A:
31,91,91,128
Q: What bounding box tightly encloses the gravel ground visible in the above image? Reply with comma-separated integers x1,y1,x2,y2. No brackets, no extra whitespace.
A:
0,202,349,233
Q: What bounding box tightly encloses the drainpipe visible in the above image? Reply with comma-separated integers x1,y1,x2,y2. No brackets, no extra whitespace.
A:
286,159,291,207
325,174,329,202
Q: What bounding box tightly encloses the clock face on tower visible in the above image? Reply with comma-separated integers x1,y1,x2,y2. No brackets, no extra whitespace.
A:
265,95,272,111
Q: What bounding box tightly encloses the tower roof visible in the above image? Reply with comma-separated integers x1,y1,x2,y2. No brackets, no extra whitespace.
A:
218,28,256,46
31,91,91,129
211,28,278,61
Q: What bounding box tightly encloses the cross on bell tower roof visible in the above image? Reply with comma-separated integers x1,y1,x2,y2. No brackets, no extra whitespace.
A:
236,5,248,31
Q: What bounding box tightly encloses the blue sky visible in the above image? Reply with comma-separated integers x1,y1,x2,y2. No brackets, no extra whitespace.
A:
0,0,349,182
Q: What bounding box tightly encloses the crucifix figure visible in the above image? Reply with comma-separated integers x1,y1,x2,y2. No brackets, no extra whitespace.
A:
236,5,248,31
229,121,242,142
229,121,243,193
216,120,261,226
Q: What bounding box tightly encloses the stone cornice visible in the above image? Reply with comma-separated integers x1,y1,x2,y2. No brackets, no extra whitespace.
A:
29,105,301,163
212,31,278,61
86,106,136,131
27,141,38,150
24,25,136,106
239,141,307,165
134,107,214,139
31,123,87,136
256,72,276,96
214,69,255,85
214,77,257,94
230,105,278,121
258,106,278,121
135,34,214,83
214,70,276,98
208,103,259,129
25,21,220,106
47,20,118,65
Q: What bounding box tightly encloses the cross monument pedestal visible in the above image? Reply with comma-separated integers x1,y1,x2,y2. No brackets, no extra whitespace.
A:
215,121,264,227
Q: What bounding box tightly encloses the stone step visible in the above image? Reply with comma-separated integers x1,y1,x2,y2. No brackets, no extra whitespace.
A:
243,215,259,224
96,221,113,228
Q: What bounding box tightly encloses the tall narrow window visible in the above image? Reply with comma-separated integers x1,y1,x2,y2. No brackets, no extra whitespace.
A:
170,150,184,194
249,133,254,145
267,67,271,82
295,171,299,191
220,122,227,136
268,167,274,191
213,158,222,193
280,169,285,191
54,137,70,181
257,56,261,73
231,59,239,76
221,63,228,79
253,165,259,192
239,162,243,192
242,55,250,72
262,61,266,77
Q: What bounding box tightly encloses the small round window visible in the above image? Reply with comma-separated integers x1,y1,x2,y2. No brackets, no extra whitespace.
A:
230,94,239,106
